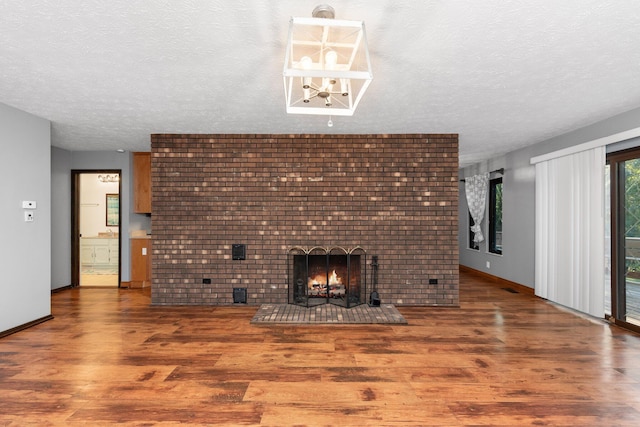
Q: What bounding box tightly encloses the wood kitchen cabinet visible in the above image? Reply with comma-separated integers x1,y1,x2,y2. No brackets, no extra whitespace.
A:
133,152,151,213
130,238,152,288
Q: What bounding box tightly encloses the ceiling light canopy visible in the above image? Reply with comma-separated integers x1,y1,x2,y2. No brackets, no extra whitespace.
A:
283,4,373,117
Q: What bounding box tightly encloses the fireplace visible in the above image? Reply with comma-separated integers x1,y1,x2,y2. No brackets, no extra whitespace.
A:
288,246,366,308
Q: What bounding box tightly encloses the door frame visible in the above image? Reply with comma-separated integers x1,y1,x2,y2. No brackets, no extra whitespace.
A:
607,148,640,333
71,170,122,287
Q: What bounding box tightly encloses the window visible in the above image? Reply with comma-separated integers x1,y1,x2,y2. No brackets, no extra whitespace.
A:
489,177,503,254
468,212,479,250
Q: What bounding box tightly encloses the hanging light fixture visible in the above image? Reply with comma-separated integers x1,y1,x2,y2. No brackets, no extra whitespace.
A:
283,5,373,117
97,174,119,183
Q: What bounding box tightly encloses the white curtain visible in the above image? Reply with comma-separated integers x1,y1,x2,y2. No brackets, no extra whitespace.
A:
534,147,605,317
465,173,489,243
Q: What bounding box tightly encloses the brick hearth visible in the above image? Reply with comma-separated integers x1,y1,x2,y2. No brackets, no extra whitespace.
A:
150,134,459,306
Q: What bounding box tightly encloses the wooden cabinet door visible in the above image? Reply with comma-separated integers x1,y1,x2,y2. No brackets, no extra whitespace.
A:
80,244,94,266
131,239,152,287
93,243,110,265
109,239,119,265
133,152,151,213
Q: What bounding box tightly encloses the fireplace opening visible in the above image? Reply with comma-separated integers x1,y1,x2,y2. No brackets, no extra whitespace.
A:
288,246,367,308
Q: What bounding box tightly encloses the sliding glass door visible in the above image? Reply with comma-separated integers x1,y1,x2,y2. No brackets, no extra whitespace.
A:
609,148,640,330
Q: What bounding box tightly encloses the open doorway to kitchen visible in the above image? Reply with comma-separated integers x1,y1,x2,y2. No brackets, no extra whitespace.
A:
71,170,121,287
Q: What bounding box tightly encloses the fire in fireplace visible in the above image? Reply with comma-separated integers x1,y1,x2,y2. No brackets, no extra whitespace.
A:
288,246,366,308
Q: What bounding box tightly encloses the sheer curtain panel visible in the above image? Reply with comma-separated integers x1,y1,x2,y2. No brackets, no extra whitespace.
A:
465,173,489,243
534,147,605,317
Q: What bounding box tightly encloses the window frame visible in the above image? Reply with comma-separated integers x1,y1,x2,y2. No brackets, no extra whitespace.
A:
488,177,503,255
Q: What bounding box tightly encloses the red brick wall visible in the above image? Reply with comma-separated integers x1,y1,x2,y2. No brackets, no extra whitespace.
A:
150,134,459,306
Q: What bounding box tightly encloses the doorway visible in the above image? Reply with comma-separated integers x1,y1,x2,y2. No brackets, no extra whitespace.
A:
71,170,121,287
608,148,640,331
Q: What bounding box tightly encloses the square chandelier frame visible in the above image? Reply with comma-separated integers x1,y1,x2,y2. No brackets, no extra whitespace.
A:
283,15,373,116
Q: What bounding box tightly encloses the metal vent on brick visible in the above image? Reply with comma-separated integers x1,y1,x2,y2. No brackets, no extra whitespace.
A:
233,288,247,303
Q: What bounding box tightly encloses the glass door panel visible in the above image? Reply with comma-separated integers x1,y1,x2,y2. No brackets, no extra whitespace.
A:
621,158,640,326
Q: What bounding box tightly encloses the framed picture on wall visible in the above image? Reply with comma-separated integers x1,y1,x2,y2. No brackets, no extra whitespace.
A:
106,194,119,226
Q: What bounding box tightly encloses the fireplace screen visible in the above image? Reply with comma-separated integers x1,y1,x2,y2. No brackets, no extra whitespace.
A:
288,246,366,308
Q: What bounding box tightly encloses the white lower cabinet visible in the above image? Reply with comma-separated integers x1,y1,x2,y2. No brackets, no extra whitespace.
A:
81,238,118,268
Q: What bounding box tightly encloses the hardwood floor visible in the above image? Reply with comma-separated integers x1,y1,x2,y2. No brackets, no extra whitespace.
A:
2,271,640,425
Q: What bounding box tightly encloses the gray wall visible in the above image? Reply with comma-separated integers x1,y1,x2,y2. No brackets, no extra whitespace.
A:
459,105,640,288
0,102,51,333
51,147,72,289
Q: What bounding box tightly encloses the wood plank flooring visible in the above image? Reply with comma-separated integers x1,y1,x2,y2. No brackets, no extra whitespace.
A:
2,271,640,425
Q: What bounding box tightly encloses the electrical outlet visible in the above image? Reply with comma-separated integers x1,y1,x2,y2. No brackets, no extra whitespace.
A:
486,261,491,269
22,201,37,209
24,211,34,222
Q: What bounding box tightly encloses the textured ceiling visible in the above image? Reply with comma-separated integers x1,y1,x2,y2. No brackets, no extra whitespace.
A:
1,1,640,167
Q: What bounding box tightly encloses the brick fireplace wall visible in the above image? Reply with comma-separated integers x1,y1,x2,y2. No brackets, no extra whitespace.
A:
150,134,459,306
